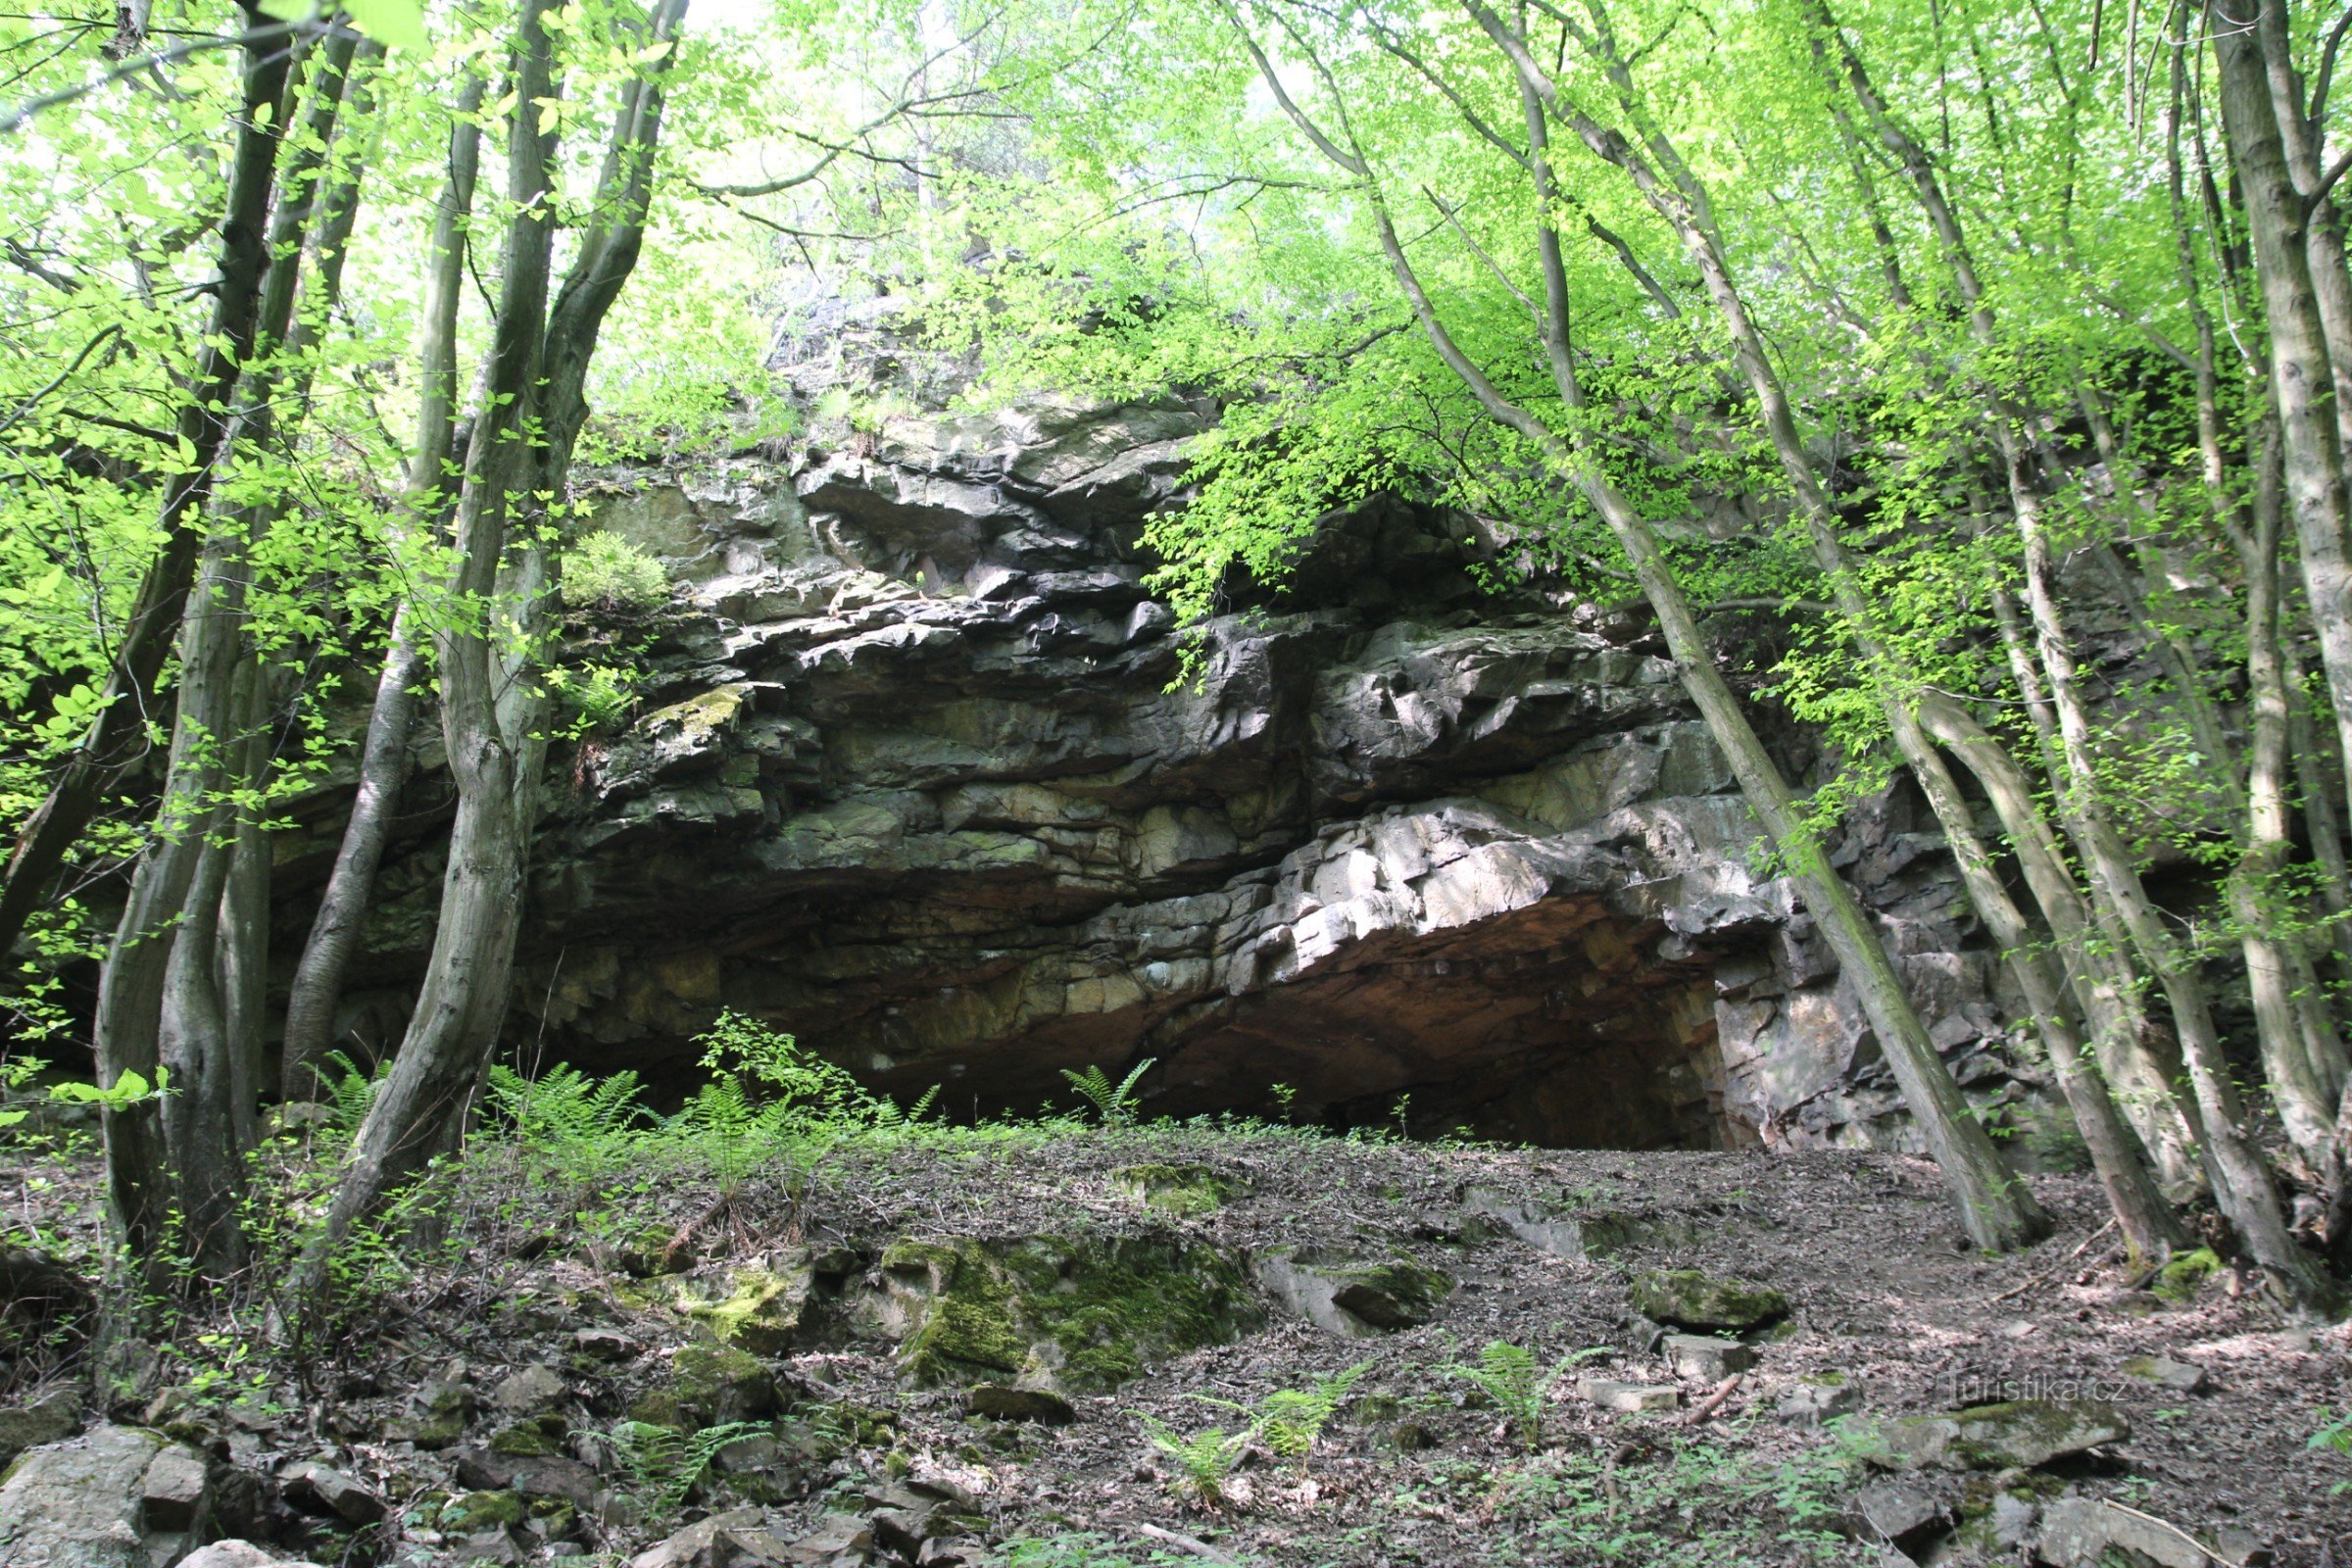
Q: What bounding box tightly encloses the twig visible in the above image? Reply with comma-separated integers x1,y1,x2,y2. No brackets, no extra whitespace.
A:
1685,1372,1742,1425
1991,1219,2117,1302
2099,1501,2221,1563
1136,1523,1239,1564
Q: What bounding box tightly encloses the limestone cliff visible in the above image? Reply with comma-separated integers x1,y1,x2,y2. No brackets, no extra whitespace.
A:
276,401,2045,1152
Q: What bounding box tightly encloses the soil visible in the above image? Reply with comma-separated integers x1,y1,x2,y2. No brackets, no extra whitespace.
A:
6,1120,2349,1566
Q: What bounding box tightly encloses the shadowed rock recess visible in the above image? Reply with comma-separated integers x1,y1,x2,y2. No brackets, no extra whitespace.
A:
277,401,2039,1152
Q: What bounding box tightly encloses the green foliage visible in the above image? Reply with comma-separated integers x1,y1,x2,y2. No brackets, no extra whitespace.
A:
1509,1428,1857,1564
1134,1411,1252,1506
560,532,672,613
610,1417,769,1521
994,1533,1224,1567
1194,1361,1372,1463
1442,1342,1600,1453
486,1062,645,1172
1060,1059,1155,1125
2310,1407,2352,1494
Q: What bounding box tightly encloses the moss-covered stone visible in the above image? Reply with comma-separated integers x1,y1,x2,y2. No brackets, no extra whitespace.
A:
1109,1163,1243,1217
1627,1268,1788,1332
2151,1247,2221,1304
673,1255,813,1354
440,1490,528,1530
1255,1248,1456,1337
877,1233,1260,1392
1864,1400,2131,1471
668,1342,778,1425
487,1417,564,1458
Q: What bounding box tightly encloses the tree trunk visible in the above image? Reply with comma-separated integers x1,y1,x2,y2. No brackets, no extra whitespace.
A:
0,1,298,962
282,72,481,1101
2211,2,2352,845
1412,5,2048,1248
305,0,690,1295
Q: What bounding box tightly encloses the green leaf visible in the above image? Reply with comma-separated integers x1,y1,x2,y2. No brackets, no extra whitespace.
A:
346,0,428,52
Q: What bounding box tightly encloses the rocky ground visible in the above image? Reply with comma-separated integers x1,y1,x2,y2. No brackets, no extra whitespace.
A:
3,1119,2348,1568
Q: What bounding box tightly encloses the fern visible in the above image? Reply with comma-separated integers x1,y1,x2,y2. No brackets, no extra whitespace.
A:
611,1418,767,1518
321,1052,389,1134
1195,1361,1373,1463
1135,1411,1250,1505
1442,1341,1601,1452
1061,1057,1155,1124
488,1061,644,1164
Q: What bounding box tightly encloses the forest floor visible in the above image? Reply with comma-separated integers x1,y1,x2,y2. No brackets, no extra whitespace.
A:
5,1118,2350,1567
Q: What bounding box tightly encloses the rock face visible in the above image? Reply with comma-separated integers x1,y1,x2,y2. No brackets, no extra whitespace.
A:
279,399,2054,1151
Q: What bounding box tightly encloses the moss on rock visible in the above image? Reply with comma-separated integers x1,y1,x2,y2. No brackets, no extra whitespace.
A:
2151,1247,2221,1304
1627,1268,1788,1332
673,1255,813,1354
1109,1163,1244,1217
880,1233,1259,1392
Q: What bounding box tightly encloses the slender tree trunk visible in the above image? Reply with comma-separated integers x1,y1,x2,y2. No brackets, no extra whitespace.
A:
1559,5,2157,1251
2212,2,2352,845
305,0,690,1295
282,72,482,1102
0,1,298,963
159,817,244,1276
2233,424,2351,1170
1387,5,2048,1248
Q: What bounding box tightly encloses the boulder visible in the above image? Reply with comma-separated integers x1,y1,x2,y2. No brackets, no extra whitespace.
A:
1851,1480,1942,1546
629,1508,796,1568
2120,1355,2210,1395
1661,1335,1756,1381
2034,1497,2268,1568
1575,1377,1681,1413
1627,1269,1788,1332
1462,1189,1653,1259
488,1363,567,1414
1778,1371,1862,1426
1866,1400,2129,1471
0,1424,165,1568
1255,1249,1453,1338
279,1459,384,1524
672,1255,814,1354
965,1385,1077,1424
180,1545,322,1568
869,1234,1257,1390
1108,1163,1243,1217
0,1392,80,1467
138,1443,211,1532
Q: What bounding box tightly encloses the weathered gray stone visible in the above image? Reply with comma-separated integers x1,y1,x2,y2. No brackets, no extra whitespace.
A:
1662,1334,1756,1381
1255,1250,1454,1337
1852,1480,1941,1545
1867,1400,2129,1472
965,1385,1077,1424
2031,1497,2258,1568
2120,1355,2211,1395
279,1459,383,1524
1576,1377,1682,1413
1628,1269,1789,1331
0,1392,80,1467
1777,1372,1861,1425
0,1424,165,1568
488,1363,566,1413
179,1544,320,1568
311,401,2060,1153
137,1444,209,1533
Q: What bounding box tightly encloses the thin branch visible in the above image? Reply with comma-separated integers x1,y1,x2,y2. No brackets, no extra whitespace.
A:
2,18,311,133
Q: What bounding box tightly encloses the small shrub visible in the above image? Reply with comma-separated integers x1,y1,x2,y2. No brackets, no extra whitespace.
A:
560,531,670,612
